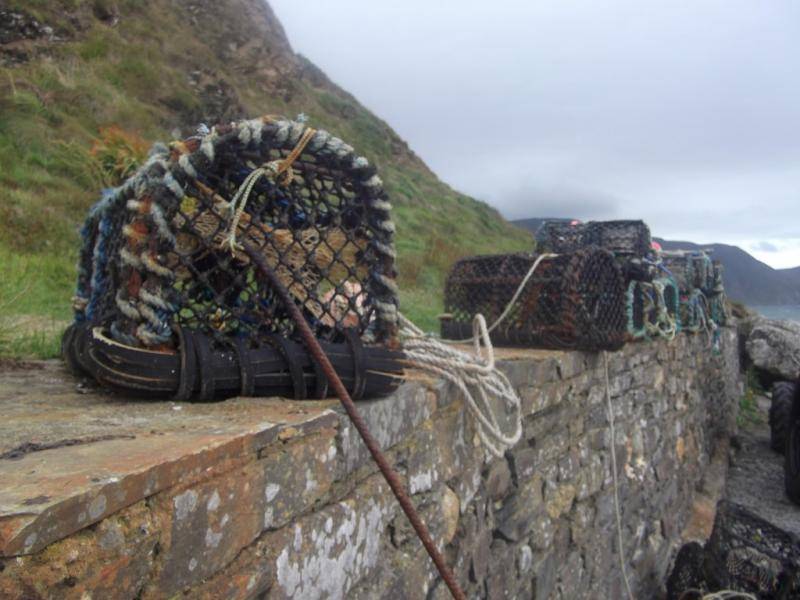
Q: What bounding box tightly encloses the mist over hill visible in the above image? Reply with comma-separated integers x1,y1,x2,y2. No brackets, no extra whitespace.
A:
513,218,800,306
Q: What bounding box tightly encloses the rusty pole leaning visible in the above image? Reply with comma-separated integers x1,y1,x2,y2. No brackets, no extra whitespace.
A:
243,243,466,600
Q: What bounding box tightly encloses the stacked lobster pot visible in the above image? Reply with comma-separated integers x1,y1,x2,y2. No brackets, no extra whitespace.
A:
708,260,728,326
440,249,627,351
541,220,679,341
64,116,404,401
660,250,721,333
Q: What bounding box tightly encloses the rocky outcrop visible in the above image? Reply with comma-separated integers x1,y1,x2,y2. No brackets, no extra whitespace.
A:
745,318,800,380
0,9,59,65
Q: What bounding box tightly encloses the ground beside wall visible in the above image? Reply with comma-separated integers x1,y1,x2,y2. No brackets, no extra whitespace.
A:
0,328,742,599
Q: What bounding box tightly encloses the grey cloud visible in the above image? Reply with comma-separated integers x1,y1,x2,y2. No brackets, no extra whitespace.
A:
496,183,622,222
271,0,800,267
751,241,779,253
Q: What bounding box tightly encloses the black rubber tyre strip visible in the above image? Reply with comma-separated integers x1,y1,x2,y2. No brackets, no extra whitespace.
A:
62,324,403,401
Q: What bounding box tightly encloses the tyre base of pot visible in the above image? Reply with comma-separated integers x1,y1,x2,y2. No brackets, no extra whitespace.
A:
63,323,404,402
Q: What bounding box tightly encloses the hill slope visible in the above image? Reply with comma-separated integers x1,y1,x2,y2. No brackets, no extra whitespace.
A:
0,0,531,354
513,219,800,305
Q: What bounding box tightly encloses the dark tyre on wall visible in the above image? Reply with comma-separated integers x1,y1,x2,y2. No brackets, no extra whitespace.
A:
770,381,795,453
785,380,800,505
785,423,800,505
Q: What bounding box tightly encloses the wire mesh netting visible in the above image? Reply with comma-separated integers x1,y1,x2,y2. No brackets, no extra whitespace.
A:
666,501,800,599
540,220,652,257
440,248,627,351
662,253,695,293
693,254,715,293
712,260,725,292
75,118,397,348
708,260,728,326
663,252,715,294
660,251,727,333
679,289,709,333
709,294,728,326
625,276,680,339
66,116,403,400
540,219,685,343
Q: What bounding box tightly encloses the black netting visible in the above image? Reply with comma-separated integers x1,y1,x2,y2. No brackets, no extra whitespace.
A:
661,251,728,332
66,117,403,401
705,501,800,596
667,501,800,599
625,277,680,340
666,542,707,600
541,220,651,257
164,153,377,346
72,117,398,351
440,247,626,351
713,260,725,292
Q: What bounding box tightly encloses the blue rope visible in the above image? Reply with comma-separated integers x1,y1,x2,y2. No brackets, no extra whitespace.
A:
74,188,117,321
86,213,113,321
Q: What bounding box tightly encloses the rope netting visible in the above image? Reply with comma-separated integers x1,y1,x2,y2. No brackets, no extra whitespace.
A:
73,116,398,348
625,277,679,340
441,248,627,351
661,251,727,335
667,501,800,599
66,116,404,401
541,219,652,257
709,260,728,326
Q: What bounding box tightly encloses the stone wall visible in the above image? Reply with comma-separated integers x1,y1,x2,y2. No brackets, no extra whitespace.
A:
0,329,742,599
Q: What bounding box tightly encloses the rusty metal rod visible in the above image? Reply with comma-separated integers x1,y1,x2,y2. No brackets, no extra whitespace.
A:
243,243,466,600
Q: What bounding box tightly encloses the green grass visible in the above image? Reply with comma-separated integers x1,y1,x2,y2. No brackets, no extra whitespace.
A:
0,327,64,360
0,249,73,358
738,366,766,426
0,0,533,358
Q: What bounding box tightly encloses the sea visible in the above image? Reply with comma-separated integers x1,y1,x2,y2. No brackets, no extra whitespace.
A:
752,305,800,323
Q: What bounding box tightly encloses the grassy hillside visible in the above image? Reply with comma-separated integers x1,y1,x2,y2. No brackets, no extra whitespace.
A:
0,0,531,357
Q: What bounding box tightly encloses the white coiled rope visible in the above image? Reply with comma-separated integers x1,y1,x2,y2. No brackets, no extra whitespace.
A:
400,313,522,458
398,253,556,458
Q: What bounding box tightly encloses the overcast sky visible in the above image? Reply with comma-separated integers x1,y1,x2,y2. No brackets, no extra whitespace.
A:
270,0,800,269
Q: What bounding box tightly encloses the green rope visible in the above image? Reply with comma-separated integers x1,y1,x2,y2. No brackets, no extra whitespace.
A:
626,277,679,341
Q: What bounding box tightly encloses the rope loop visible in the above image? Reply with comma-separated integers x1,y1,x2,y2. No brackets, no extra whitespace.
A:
400,313,522,458
222,126,317,253
398,254,560,457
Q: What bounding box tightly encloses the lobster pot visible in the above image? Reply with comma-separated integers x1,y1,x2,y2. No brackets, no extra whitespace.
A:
625,280,649,339
704,501,800,595
712,260,725,293
709,293,727,326
539,221,591,253
625,277,679,339
66,116,404,401
691,253,714,291
662,254,694,292
63,323,402,401
659,277,680,326
666,501,800,598
679,289,710,333
441,247,626,351
541,220,651,257
588,220,651,257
